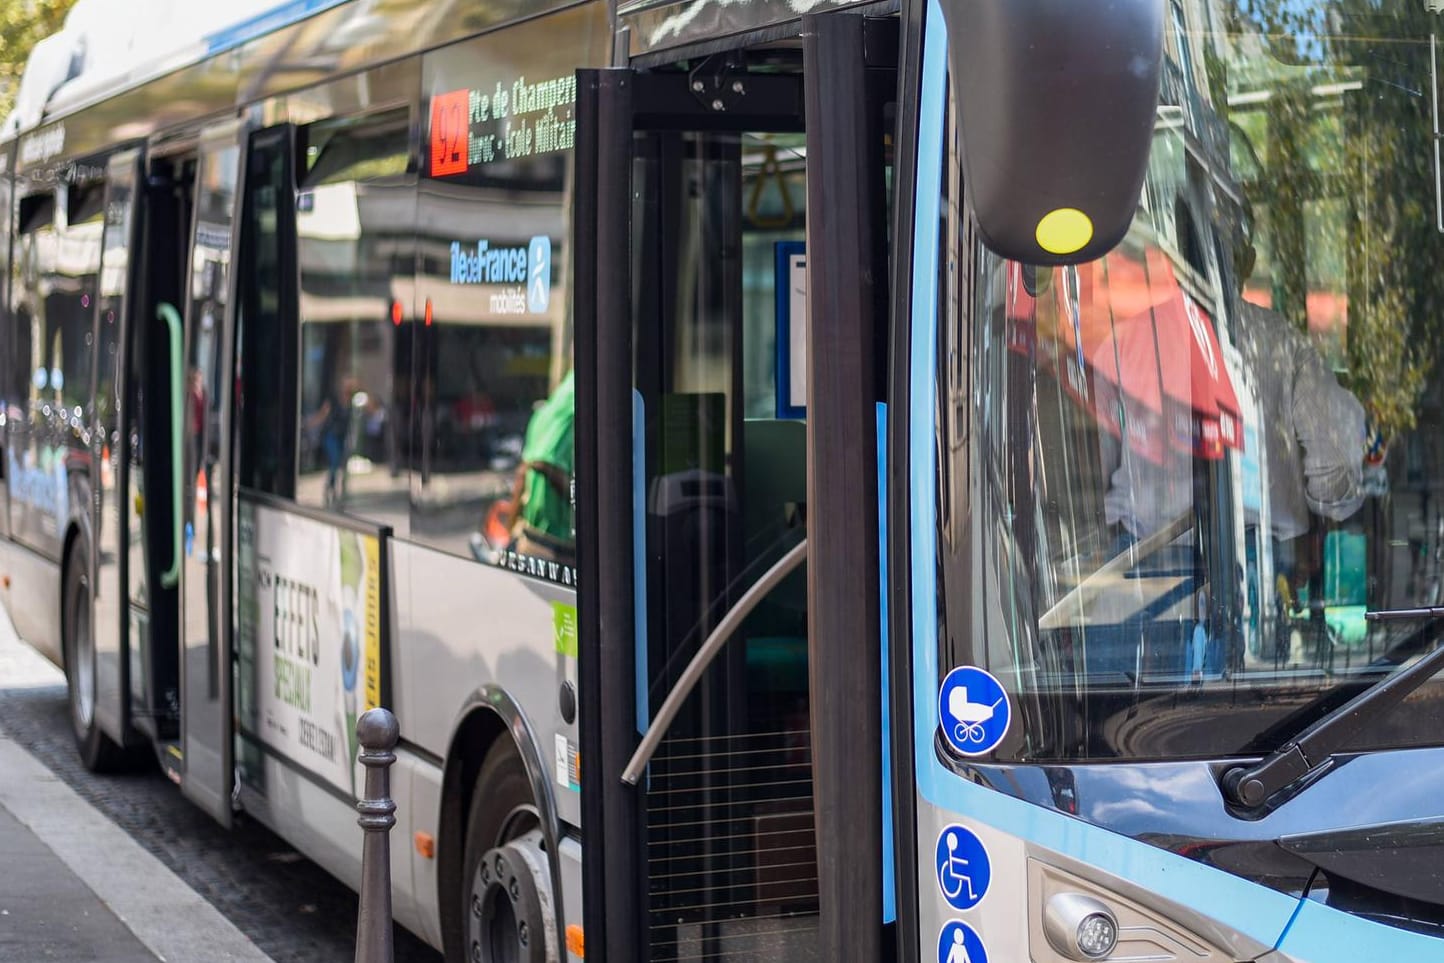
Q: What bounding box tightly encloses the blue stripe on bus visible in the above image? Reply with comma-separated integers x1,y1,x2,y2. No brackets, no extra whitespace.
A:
634,389,649,735
1274,896,1444,956
204,0,350,55
906,0,1294,948
878,400,896,924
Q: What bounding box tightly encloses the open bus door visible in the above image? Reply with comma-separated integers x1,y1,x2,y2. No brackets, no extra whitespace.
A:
175,120,245,826
574,13,897,959
89,148,144,758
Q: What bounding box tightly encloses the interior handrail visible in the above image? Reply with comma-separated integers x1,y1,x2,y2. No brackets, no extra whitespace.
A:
158,302,184,589
621,538,808,786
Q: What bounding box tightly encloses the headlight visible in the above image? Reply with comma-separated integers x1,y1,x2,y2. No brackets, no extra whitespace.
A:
1045,892,1119,961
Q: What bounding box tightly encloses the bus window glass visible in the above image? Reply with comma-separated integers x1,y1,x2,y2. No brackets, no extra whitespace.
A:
59,180,102,420
9,193,51,544
939,4,1444,762
413,5,604,571
237,131,298,499
96,171,133,487
8,184,101,557
295,112,414,532
187,147,238,543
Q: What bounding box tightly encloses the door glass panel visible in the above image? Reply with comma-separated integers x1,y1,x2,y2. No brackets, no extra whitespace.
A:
94,155,138,725
181,140,238,823
237,131,297,499
635,126,818,960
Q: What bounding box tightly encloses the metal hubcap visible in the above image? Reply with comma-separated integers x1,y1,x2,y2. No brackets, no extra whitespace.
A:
467,827,555,963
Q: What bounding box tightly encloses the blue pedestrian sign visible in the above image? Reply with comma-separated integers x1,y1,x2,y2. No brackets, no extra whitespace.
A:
935,824,991,910
939,666,1010,756
937,920,988,963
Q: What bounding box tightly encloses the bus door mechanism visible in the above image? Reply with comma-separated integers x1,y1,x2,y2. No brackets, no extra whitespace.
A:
1223,607,1444,810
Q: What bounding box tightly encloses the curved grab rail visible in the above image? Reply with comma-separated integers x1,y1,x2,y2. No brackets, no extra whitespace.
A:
157,302,184,589
621,538,808,786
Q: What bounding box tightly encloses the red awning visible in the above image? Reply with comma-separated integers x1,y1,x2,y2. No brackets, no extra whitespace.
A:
1006,250,1243,462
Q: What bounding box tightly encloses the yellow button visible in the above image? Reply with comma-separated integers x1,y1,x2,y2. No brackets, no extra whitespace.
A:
1035,208,1094,256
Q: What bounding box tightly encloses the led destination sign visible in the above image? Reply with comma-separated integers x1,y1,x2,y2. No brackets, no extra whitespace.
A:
430,74,577,177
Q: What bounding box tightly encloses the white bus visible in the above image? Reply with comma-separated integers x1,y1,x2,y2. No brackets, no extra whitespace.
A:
17,1,1442,963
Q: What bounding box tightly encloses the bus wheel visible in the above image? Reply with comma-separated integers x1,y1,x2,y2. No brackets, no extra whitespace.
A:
62,545,126,772
462,741,555,963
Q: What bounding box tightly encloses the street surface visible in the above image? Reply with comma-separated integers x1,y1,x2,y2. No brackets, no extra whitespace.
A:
0,608,442,963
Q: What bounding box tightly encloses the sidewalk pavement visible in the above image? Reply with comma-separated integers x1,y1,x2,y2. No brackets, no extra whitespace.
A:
0,610,274,962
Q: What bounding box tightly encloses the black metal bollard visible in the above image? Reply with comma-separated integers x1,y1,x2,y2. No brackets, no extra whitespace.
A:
355,708,399,963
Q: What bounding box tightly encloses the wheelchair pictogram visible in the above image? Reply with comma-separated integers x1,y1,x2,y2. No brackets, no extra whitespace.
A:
939,666,1010,756
934,824,990,910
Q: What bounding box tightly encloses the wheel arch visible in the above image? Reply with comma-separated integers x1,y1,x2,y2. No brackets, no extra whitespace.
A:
438,685,564,957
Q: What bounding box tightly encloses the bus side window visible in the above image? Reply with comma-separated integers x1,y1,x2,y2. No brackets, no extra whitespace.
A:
292,111,414,532
411,39,578,570
10,192,57,551
236,127,299,499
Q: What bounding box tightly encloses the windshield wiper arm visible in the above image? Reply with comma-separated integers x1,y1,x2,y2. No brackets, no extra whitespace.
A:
1223,608,1444,810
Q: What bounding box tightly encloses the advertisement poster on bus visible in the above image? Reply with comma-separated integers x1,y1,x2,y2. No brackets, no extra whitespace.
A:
236,502,383,798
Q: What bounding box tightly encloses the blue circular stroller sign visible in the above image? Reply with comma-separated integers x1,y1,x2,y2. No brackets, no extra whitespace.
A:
939,666,1010,756
937,920,988,963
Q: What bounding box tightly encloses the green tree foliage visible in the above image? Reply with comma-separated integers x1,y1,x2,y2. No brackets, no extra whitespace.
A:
0,0,77,120
1220,0,1441,438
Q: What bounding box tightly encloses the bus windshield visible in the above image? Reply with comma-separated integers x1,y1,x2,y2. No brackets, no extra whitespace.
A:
939,0,1444,762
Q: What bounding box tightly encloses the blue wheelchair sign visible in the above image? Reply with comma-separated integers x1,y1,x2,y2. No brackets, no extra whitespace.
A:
935,824,990,910
939,666,1010,756
937,920,988,963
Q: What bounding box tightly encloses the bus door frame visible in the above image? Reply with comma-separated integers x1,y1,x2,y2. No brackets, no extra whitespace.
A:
89,146,146,748
573,61,805,960
175,118,249,827
574,13,898,955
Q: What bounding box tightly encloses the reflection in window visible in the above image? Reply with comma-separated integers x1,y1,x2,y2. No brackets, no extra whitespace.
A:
412,138,574,563
7,185,101,554
296,112,413,532
938,2,1444,762
237,132,297,498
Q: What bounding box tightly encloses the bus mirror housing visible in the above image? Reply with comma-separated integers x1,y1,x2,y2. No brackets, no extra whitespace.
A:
940,0,1164,265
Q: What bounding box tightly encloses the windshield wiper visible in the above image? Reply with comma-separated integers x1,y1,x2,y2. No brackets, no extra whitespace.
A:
1222,608,1444,810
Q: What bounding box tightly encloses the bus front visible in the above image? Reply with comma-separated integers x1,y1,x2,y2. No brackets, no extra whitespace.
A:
913,0,1444,959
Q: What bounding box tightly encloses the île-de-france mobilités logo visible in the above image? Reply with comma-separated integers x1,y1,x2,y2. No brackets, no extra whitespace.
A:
449,234,552,316
528,235,551,314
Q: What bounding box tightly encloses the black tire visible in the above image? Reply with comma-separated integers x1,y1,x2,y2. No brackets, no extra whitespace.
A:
459,741,546,963
62,544,128,772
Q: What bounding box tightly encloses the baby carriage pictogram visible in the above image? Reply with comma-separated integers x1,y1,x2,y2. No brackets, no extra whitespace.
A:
949,686,1004,746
